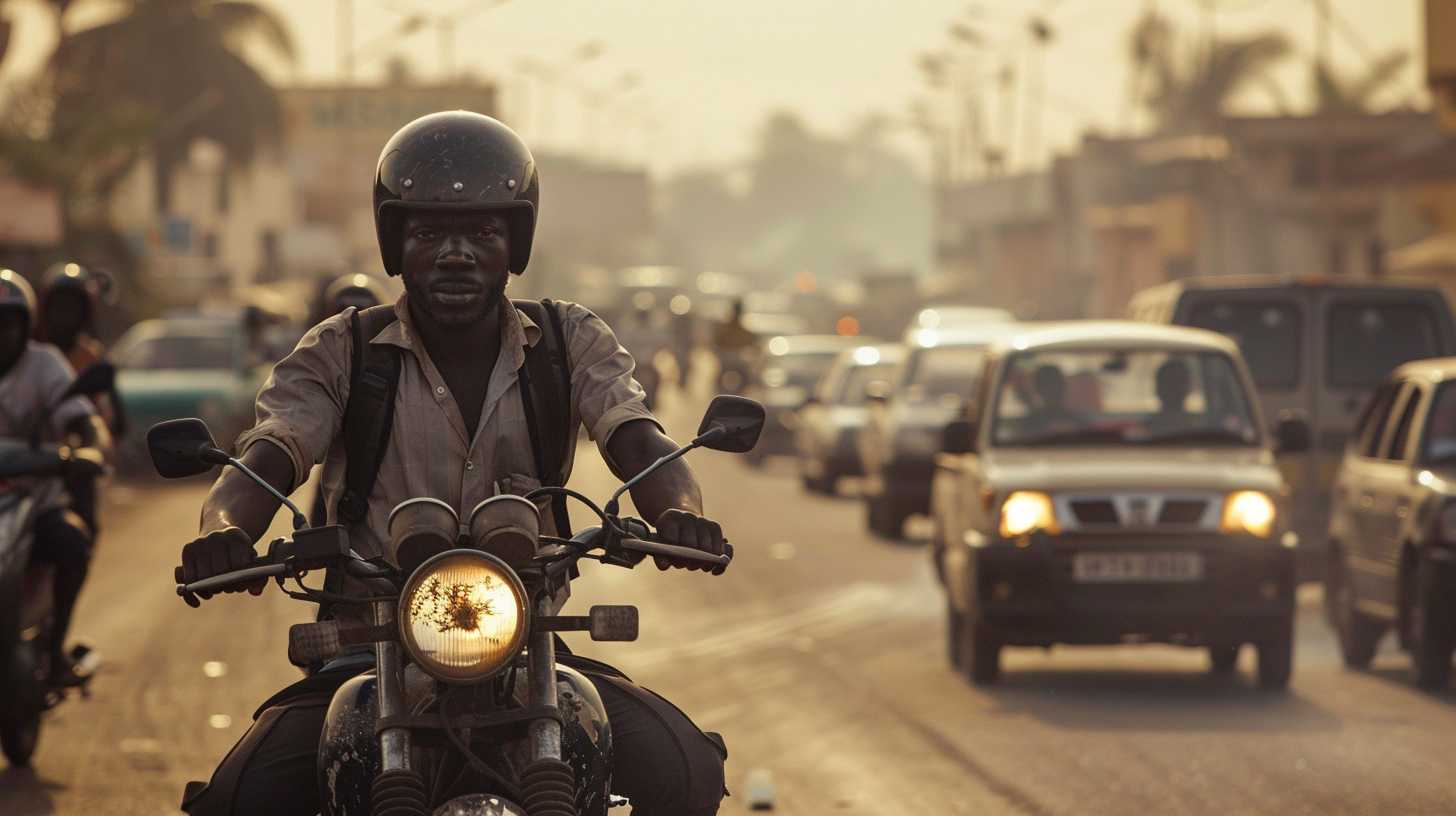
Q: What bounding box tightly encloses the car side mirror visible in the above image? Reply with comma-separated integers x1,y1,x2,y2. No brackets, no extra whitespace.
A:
1273,415,1312,455
695,395,766,453
942,419,977,455
147,418,229,478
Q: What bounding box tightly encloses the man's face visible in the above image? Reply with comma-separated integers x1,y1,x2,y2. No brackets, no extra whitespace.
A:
0,310,27,374
43,289,87,339
399,211,511,329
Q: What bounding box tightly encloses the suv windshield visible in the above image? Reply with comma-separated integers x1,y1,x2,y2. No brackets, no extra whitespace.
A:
904,345,986,402
991,348,1259,447
760,351,842,389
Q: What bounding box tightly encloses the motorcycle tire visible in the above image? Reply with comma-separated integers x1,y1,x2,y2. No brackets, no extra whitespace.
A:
1256,617,1294,691
2,646,46,767
960,615,1001,686
1412,556,1454,691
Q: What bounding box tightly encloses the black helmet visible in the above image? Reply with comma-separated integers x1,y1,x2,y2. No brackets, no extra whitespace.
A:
373,111,540,278
40,261,113,305
324,273,391,313
0,269,36,328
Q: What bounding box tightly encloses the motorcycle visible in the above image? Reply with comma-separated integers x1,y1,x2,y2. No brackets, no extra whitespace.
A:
0,362,112,766
148,393,765,816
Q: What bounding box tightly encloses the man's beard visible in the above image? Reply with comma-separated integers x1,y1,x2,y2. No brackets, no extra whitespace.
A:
410,275,508,328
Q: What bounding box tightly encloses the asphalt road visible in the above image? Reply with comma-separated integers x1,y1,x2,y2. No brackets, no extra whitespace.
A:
5,384,1456,815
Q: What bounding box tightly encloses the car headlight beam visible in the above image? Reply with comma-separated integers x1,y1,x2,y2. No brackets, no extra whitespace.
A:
999,491,1059,538
1221,491,1276,538
398,550,529,683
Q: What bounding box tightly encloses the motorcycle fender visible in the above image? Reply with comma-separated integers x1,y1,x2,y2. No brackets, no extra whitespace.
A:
318,671,381,816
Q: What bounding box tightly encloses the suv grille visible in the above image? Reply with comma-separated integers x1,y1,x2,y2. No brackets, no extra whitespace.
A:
1158,499,1209,526
1069,500,1119,525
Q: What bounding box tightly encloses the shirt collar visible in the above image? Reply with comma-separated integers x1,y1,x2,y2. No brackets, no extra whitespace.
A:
371,294,542,355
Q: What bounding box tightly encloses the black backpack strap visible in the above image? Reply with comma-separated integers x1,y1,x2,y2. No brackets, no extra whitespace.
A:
512,298,574,536
337,305,402,526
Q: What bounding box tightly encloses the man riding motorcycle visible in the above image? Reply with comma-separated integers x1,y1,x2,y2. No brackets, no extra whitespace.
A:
0,269,110,686
32,261,123,540
178,112,730,816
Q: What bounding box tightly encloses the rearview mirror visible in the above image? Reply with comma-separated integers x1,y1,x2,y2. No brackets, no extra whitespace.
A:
147,418,228,478
59,362,115,402
695,395,766,453
864,380,891,404
1273,415,1312,455
942,419,977,455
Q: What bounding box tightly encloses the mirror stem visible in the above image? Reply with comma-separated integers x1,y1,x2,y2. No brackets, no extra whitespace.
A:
228,455,309,530
605,440,702,518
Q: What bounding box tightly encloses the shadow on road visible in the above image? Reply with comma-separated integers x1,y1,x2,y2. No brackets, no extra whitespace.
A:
987,668,1342,733
1365,666,1456,704
0,767,62,814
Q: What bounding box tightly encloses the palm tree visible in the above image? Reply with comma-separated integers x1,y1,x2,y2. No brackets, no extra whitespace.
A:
1313,50,1410,114
48,0,295,214
1129,10,1291,134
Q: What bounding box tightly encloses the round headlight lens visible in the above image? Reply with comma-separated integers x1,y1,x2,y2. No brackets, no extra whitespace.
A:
1221,490,1276,538
398,551,529,683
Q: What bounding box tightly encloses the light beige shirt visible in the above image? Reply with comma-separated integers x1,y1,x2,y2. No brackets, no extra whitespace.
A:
237,295,657,568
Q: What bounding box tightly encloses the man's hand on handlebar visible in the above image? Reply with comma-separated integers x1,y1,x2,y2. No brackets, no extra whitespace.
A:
180,527,266,599
653,509,731,575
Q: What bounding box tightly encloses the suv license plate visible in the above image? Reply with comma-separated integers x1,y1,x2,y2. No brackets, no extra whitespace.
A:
1073,552,1204,583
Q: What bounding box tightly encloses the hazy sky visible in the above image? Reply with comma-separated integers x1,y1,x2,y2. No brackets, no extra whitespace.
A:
1,0,1429,175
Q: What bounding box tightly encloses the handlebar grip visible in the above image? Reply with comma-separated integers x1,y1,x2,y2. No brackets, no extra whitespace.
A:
618,537,733,569
177,563,287,598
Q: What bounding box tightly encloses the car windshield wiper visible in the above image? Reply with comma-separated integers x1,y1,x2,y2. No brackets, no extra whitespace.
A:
1008,427,1128,447
1137,428,1255,446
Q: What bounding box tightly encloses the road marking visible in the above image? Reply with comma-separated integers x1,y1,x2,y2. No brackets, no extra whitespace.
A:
202,660,227,678
208,714,233,729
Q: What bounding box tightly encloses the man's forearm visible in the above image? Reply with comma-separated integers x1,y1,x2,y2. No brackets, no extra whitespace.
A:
199,441,295,541
606,420,705,522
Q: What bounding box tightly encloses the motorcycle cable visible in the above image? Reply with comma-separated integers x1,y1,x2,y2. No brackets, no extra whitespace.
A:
439,684,524,801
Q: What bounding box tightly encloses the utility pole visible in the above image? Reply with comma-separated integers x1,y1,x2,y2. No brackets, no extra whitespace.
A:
1314,0,1340,275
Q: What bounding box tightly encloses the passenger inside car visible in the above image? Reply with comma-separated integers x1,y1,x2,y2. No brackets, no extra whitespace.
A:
1145,359,1195,435
1025,364,1082,434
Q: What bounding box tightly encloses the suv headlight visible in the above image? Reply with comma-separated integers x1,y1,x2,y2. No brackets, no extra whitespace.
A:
398,550,529,683
1220,491,1276,538
999,491,1059,538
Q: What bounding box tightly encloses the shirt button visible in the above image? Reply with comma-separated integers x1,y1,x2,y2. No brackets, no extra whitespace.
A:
435,386,445,395
465,461,475,471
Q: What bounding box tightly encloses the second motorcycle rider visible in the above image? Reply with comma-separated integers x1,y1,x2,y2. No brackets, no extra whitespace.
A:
179,112,730,816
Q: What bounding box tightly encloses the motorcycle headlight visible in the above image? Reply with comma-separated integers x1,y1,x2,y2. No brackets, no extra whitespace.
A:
999,491,1059,538
1220,491,1276,538
398,550,529,683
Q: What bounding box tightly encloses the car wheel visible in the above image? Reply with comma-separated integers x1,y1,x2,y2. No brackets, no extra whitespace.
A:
1207,643,1240,675
1411,556,1454,691
1256,617,1294,691
1331,556,1383,670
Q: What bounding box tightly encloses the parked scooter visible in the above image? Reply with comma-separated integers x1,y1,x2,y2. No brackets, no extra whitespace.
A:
149,394,764,815
0,362,112,766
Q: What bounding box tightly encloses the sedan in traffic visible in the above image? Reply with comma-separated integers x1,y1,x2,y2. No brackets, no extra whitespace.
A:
794,343,904,495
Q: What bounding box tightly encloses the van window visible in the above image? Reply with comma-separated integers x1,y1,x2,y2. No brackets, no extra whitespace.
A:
1184,300,1301,390
1327,302,1441,389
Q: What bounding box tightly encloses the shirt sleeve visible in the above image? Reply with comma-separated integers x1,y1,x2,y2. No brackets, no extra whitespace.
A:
234,313,352,489
35,344,95,437
559,302,660,445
